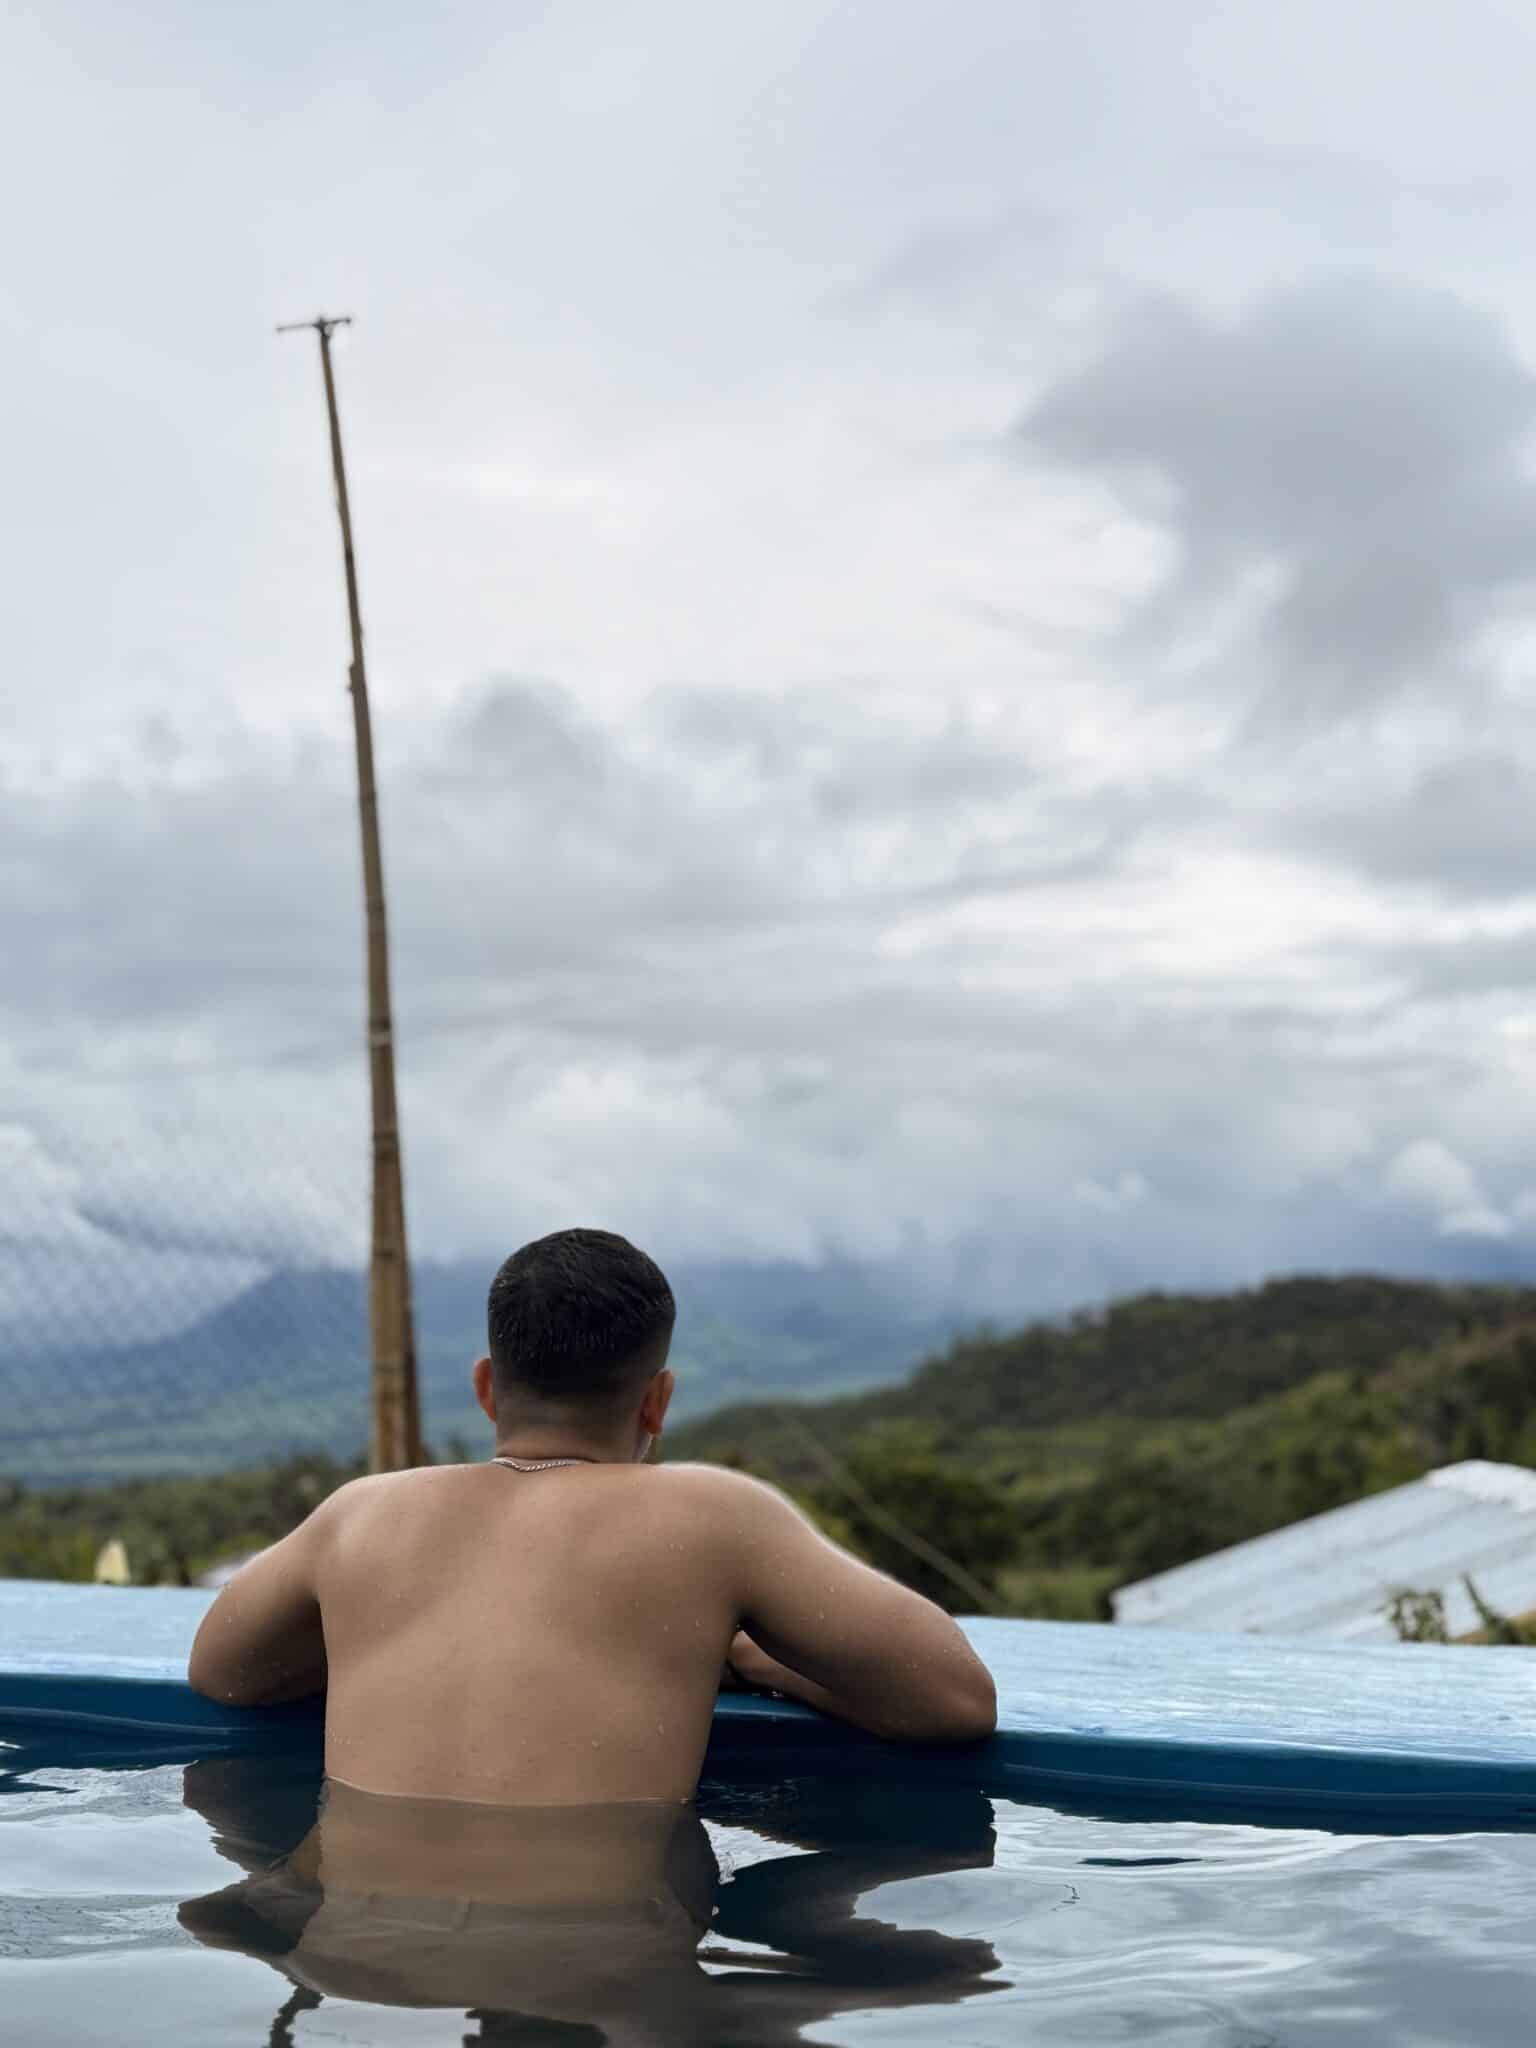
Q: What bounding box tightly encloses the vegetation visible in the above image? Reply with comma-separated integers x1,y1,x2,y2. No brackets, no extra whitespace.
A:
1459,1576,1536,1646
802,1430,1019,1611
4,1273,1536,1627
0,1453,363,1585
1383,1579,1536,1646
667,1273,1536,1615
1383,1587,1452,1643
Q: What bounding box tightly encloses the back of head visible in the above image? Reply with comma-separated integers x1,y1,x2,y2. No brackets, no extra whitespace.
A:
487,1228,675,1413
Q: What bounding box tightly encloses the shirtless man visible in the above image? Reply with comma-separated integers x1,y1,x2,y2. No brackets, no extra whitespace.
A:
189,1227,997,1805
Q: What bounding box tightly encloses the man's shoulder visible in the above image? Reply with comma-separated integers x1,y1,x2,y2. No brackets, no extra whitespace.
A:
312,1466,446,1528
646,1460,791,1521
650,1458,764,1489
319,1460,785,1525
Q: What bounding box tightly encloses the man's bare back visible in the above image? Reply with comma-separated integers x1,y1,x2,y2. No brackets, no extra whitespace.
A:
190,1457,995,1804
325,1461,742,1803
189,1230,996,1804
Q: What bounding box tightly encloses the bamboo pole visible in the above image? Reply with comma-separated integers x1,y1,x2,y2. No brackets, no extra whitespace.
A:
278,315,422,1471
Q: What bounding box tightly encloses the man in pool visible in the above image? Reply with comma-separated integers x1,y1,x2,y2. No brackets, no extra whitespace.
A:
189,1227,997,1804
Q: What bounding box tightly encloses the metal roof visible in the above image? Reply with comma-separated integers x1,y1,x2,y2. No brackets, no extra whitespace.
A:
1112,1461,1536,1642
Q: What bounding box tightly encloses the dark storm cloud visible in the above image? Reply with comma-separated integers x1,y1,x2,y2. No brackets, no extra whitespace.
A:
1019,275,1536,729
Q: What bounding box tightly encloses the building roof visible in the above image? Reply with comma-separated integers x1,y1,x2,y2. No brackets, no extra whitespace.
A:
1112,1461,1536,1642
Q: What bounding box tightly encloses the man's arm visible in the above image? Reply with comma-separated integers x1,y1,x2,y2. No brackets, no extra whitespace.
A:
187,1487,352,1706
706,1468,997,1745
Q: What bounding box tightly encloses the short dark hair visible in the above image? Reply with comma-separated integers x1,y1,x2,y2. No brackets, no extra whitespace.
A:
487,1228,676,1404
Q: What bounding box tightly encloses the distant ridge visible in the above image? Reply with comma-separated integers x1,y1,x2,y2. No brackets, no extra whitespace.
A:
666,1272,1536,1464
0,1255,979,1484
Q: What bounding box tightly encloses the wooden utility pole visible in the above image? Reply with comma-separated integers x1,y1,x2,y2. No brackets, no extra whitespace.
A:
278,315,422,1472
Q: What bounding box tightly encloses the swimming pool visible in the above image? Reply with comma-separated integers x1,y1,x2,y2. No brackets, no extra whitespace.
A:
5,1731,1536,2045
5,1584,1536,2042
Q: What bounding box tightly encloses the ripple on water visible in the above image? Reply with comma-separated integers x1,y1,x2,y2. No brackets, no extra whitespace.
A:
2,1759,1535,2045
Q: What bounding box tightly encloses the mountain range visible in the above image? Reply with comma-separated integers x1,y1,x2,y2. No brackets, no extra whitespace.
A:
0,1255,982,1484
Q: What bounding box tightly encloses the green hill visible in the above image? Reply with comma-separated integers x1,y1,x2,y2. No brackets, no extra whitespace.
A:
664,1273,1536,1616
666,1273,1536,1464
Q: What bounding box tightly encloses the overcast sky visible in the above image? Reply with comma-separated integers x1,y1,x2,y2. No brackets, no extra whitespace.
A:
8,0,1536,1346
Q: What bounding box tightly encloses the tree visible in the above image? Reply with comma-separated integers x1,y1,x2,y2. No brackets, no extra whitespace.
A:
813,1445,1016,1614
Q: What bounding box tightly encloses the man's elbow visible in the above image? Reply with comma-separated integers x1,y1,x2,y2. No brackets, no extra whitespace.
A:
187,1625,271,1708
188,1653,317,1707
187,1646,251,1706
945,1665,998,1743
187,1661,237,1706
906,1665,997,1746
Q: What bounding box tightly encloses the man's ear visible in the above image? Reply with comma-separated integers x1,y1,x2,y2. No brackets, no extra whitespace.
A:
640,1367,675,1439
472,1356,497,1427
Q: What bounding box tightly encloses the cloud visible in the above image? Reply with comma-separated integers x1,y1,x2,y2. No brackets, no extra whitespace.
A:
14,2,1536,1359
1284,751,1536,901
1071,1170,1149,1214
1379,1137,1527,1241
1018,275,1536,730
0,675,1144,1058
1384,1136,1491,1220
9,657,1531,1349
11,646,1536,1353
1366,928,1536,1003
834,207,1062,323
0,674,1160,1331
0,1120,273,1347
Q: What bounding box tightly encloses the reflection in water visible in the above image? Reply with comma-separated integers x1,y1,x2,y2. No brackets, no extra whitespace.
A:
178,1757,1008,2044
8,1732,1536,2044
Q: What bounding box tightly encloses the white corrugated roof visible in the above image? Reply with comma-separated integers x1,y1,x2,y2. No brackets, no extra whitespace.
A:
1113,1461,1536,1641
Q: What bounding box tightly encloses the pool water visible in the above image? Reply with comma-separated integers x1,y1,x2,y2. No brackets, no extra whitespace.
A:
4,1738,1535,2046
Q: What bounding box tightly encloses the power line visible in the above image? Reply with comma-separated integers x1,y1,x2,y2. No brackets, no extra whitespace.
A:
769,1406,1009,1616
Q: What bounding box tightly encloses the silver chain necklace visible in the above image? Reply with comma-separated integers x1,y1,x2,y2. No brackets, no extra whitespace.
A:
491,1454,597,1473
